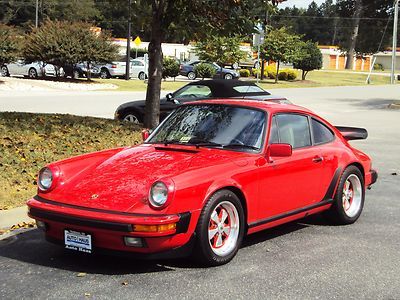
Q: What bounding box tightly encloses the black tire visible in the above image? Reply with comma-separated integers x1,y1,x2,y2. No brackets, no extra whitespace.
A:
1,66,10,77
325,166,365,225
120,110,142,124
224,73,233,80
193,189,245,266
100,68,110,79
138,72,146,80
28,68,38,78
187,71,196,80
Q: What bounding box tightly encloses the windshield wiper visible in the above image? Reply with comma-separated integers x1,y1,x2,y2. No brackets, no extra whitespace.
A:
193,141,223,149
223,144,259,151
163,139,186,146
185,138,223,149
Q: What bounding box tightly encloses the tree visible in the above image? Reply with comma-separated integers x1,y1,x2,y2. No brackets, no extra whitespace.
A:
141,0,282,128
336,0,396,58
1,0,100,30
343,0,363,69
0,25,20,67
293,41,323,80
259,27,302,82
23,21,118,79
195,36,246,68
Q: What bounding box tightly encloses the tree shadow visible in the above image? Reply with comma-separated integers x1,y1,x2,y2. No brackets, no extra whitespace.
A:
340,98,397,110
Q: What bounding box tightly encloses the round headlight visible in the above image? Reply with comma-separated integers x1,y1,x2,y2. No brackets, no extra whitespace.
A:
38,167,53,191
149,182,168,207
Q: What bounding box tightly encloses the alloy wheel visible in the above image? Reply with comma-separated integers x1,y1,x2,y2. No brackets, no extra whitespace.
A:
208,201,240,256
342,174,362,218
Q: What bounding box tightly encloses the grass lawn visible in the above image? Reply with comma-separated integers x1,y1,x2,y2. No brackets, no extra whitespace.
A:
92,70,392,91
0,112,142,210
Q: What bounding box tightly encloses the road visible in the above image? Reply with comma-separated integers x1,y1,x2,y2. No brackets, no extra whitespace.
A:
0,85,400,299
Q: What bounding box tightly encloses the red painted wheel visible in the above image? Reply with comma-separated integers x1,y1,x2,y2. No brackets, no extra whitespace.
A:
194,190,244,266
208,201,240,256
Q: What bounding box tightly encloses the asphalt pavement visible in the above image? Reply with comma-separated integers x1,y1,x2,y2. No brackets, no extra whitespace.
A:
0,84,399,299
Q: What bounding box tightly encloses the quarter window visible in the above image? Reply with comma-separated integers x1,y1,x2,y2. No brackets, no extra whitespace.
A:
274,114,312,149
269,117,279,144
312,118,335,144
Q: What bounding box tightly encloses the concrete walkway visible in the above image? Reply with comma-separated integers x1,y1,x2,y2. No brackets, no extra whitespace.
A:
0,206,33,229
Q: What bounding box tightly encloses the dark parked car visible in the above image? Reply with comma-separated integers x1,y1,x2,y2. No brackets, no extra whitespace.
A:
179,61,239,80
63,63,100,79
115,79,290,123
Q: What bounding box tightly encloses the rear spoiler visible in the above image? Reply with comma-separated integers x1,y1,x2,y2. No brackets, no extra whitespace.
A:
335,126,368,141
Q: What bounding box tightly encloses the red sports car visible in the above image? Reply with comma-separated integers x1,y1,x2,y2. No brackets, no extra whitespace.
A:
27,100,377,266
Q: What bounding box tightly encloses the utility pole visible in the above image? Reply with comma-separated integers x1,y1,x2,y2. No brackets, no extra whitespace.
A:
35,0,39,28
125,0,132,81
391,0,399,84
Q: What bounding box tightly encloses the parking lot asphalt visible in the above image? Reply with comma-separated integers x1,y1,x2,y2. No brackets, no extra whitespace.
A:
0,84,399,299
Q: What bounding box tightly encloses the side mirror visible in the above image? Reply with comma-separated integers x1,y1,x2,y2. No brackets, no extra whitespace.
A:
268,143,292,158
166,93,173,101
141,129,150,141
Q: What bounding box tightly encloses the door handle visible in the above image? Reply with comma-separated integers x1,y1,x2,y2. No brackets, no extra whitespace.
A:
312,156,324,163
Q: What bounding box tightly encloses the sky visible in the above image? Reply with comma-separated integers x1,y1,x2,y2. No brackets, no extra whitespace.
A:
279,0,331,9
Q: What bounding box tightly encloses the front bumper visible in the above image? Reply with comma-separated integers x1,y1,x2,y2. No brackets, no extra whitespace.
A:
27,196,194,255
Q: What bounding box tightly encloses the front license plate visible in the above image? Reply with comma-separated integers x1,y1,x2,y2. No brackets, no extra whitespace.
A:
64,230,92,253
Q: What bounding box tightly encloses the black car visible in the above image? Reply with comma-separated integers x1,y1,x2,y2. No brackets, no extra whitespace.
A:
115,79,290,123
179,61,240,80
63,63,100,79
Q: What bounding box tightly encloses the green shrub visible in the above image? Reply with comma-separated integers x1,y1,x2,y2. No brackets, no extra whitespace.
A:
278,70,288,81
162,57,180,79
239,69,251,77
194,63,217,79
373,63,384,71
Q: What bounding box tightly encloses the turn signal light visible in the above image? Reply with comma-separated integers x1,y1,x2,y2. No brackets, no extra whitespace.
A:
133,223,176,233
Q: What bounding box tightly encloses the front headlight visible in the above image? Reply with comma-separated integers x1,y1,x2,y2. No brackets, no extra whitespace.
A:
38,167,53,191
149,181,168,208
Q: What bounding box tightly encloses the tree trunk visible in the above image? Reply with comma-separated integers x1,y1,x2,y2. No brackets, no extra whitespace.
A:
345,0,363,70
86,62,91,81
144,12,163,129
275,61,280,83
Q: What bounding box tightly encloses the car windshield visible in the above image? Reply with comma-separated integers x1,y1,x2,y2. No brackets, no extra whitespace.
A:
148,104,266,151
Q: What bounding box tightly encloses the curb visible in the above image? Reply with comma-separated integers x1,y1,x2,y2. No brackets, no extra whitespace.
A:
0,227,37,241
0,206,33,229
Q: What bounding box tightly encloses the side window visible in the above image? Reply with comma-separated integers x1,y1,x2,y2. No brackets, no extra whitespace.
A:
275,114,311,149
174,85,212,99
269,117,279,144
312,118,335,144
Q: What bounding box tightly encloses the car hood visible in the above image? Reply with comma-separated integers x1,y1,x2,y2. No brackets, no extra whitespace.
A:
45,144,246,214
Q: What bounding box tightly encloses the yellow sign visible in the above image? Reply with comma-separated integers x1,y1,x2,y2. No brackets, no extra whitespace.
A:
133,36,141,47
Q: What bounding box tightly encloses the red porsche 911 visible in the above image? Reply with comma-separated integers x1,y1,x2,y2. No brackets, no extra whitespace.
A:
27,100,377,266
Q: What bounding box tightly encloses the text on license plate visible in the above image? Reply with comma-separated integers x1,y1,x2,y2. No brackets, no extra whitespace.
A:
64,230,92,253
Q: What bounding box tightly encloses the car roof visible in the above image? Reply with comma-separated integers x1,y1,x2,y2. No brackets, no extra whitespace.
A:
184,98,313,115
185,79,269,97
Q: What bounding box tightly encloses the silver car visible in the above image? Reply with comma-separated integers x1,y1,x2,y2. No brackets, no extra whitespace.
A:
98,57,148,80
1,60,64,78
